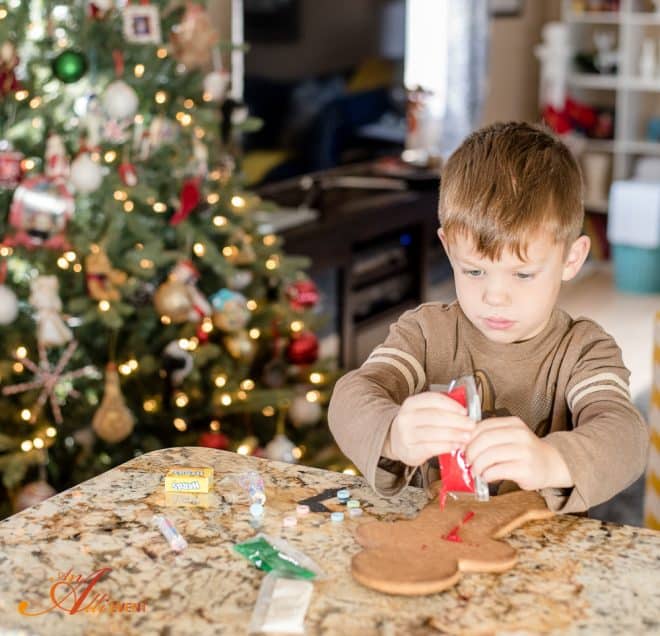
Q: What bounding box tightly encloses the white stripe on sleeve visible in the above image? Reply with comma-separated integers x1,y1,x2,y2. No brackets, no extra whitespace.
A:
367,347,426,392
568,384,631,411
566,372,629,407
362,355,415,396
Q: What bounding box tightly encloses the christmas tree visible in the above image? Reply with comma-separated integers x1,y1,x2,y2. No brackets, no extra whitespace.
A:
0,0,343,518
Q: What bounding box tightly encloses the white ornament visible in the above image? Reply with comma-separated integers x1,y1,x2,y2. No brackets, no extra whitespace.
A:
593,31,618,75
82,95,104,148
231,103,249,125
29,275,72,348
203,71,229,102
44,134,70,182
289,394,322,428
171,260,212,319
264,433,297,463
534,22,570,109
191,137,208,177
0,284,19,324
70,153,103,193
640,39,656,79
162,340,193,386
102,80,139,120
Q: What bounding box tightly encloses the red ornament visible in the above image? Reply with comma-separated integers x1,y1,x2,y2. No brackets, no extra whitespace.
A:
198,431,229,450
286,331,319,365
169,178,201,225
87,0,113,19
542,104,571,135
118,162,137,187
286,279,319,311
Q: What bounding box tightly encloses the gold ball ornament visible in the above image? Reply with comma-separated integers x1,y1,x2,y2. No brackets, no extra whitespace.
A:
224,331,257,364
154,279,193,323
92,364,134,444
13,480,56,513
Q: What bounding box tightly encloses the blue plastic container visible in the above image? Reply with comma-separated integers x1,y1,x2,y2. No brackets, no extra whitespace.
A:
611,244,660,293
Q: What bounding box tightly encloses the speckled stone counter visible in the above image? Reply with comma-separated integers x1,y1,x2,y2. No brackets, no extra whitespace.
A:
0,447,658,636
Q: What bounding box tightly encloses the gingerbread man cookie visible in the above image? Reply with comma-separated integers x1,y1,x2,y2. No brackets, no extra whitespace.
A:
352,487,554,596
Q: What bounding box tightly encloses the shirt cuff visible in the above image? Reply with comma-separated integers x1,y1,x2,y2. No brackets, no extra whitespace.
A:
541,431,590,513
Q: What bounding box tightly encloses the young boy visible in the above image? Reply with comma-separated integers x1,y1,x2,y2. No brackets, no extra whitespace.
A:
328,121,649,514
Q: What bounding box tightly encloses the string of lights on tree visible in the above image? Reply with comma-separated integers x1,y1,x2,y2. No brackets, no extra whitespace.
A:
0,0,346,516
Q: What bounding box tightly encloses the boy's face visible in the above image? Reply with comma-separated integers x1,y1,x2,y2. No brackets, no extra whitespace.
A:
439,230,590,344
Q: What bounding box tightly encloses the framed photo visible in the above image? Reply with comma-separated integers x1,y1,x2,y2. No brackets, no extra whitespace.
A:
123,4,162,44
490,0,523,17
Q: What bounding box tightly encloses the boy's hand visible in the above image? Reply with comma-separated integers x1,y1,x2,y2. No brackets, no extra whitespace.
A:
384,392,476,466
465,417,573,491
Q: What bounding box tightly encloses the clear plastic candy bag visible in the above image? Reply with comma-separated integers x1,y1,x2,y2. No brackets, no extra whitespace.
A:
233,533,325,580
248,572,313,634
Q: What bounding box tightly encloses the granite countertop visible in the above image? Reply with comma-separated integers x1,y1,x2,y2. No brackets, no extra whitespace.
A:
0,447,658,635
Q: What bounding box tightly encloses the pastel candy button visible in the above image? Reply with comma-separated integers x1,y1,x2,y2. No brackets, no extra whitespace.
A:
331,511,345,523
249,503,264,517
337,489,350,501
296,504,310,516
346,499,360,509
349,508,363,518
282,515,297,527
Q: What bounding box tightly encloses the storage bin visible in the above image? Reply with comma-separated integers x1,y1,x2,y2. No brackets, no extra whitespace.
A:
611,244,660,293
607,180,660,293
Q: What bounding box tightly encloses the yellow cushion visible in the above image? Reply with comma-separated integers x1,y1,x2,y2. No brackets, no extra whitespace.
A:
241,150,293,186
346,58,394,93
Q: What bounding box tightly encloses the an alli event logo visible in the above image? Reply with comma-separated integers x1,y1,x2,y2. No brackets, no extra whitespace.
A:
18,567,147,616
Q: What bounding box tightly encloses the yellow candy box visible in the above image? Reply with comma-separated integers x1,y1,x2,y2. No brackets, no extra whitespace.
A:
164,466,214,494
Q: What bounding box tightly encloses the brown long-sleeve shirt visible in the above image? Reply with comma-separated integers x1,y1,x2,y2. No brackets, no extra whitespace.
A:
328,302,649,513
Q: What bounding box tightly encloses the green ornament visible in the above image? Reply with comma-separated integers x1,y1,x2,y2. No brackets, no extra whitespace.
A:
52,50,88,83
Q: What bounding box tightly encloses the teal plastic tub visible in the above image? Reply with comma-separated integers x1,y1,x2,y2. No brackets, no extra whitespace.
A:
612,244,660,293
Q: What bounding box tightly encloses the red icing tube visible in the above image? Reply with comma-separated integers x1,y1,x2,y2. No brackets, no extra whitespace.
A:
438,386,475,509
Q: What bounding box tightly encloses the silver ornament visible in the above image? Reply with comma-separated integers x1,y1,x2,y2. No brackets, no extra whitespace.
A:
69,153,103,193
264,433,297,463
289,394,322,428
203,71,229,102
0,284,19,324
102,80,138,120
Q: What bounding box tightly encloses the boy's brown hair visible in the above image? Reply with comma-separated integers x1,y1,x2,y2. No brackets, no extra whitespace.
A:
439,121,584,260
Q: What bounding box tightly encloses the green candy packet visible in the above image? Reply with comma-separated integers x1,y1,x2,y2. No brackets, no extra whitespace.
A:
233,533,325,580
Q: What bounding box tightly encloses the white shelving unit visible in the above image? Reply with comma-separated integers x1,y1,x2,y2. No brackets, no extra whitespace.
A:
561,0,660,212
